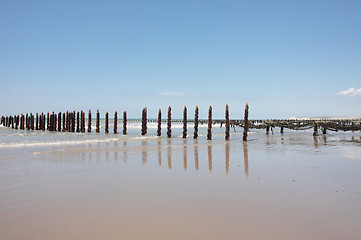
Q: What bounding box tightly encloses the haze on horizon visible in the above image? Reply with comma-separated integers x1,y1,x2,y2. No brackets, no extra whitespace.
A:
0,0,360,119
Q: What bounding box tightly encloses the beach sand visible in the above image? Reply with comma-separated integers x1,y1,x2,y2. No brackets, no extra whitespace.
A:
1,131,361,240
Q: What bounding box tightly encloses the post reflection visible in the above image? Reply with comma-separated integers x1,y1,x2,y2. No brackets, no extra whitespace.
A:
225,142,230,176
142,140,147,165
243,142,249,179
158,140,162,167
183,139,187,171
208,144,212,174
194,140,199,172
167,139,171,170
123,141,127,162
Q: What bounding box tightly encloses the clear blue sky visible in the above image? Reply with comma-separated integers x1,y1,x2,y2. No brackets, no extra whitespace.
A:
1,0,360,119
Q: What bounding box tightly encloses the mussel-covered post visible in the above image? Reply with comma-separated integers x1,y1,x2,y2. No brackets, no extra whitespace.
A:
225,104,230,141
81,111,85,132
167,106,172,138
76,112,80,132
207,105,212,140
183,106,187,138
58,112,62,132
141,107,147,135
123,111,127,135
243,103,249,142
96,110,100,133
194,106,199,139
105,111,109,134
313,122,318,136
114,111,117,134
157,109,161,137
88,110,91,132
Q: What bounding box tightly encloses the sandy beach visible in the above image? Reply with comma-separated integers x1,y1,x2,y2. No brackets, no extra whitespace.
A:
1,126,361,240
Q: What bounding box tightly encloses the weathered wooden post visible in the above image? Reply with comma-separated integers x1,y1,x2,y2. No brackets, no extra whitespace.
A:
46,112,50,130
157,109,161,136
243,103,249,142
11,116,14,129
35,113,39,130
141,107,147,135
114,111,117,134
62,112,66,132
183,106,187,138
76,111,80,132
322,126,327,134
313,122,318,136
81,111,85,133
207,105,212,140
225,104,230,141
30,114,34,130
123,111,127,135
58,112,62,132
280,126,284,134
105,111,109,134
266,125,270,135
72,111,76,132
54,112,57,131
66,111,70,132
15,115,19,129
167,106,172,138
42,113,46,131
21,114,25,130
88,110,92,132
194,106,199,139
96,109,100,133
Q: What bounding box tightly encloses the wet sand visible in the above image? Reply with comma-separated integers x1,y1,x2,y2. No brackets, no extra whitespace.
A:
1,132,361,240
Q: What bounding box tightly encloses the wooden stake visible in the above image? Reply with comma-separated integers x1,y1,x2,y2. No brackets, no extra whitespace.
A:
207,105,212,140
157,109,161,137
88,110,92,132
77,112,80,132
114,111,117,134
194,106,199,139
105,111,109,134
141,107,147,135
123,111,127,135
243,103,249,142
225,104,230,141
183,106,187,138
96,109,100,133
58,112,62,132
167,106,171,138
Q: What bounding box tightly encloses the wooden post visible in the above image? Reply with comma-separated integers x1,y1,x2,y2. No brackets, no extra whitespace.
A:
194,106,199,139
11,116,14,129
46,112,50,130
76,112,80,132
81,111,85,132
207,105,212,140
157,109,161,137
225,104,230,141
167,106,172,138
123,111,127,135
96,109,100,133
58,112,62,132
105,111,109,134
266,125,270,135
141,107,147,135
114,111,117,134
66,111,70,132
322,126,327,134
35,113,39,130
63,112,66,132
21,114,25,130
243,103,249,142
15,115,19,129
54,112,57,131
183,106,187,138
313,123,318,136
72,111,76,132
280,126,284,134
88,110,92,132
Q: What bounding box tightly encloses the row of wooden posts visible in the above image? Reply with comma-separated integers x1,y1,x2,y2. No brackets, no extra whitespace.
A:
0,104,250,141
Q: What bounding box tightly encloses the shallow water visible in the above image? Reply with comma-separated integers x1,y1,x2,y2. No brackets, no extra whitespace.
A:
1,124,361,240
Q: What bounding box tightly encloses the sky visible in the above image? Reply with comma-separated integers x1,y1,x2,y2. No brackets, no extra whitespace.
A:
1,0,360,119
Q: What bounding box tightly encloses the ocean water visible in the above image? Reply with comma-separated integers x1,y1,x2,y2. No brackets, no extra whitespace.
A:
1,121,361,240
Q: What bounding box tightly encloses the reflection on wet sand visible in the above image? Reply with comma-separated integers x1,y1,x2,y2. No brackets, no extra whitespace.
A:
208,144,212,174
158,140,162,166
123,141,127,162
167,139,171,170
225,142,229,176
243,142,249,179
183,139,187,171
194,140,199,171
142,140,147,165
